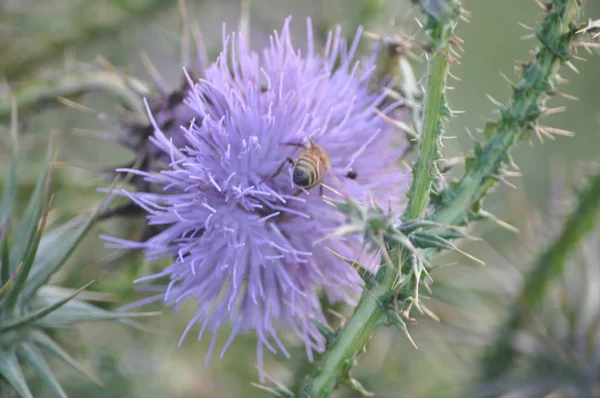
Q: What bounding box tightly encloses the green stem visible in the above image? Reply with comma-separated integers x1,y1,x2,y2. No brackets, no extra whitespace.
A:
432,0,582,226
0,71,151,120
0,0,170,81
480,170,600,382
298,1,461,396
404,45,448,220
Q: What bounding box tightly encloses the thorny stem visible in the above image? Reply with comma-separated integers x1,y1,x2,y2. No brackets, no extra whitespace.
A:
480,170,600,383
431,0,582,226
298,1,461,396
0,71,151,120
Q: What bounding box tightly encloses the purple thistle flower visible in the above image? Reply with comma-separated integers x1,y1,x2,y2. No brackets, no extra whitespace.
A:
103,17,410,375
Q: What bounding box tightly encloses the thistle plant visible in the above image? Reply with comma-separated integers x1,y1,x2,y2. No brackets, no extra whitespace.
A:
1,0,599,396
0,107,155,398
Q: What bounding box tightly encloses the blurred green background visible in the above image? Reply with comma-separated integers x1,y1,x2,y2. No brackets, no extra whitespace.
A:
1,0,600,397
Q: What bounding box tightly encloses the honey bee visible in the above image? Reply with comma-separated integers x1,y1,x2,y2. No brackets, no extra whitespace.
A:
263,140,357,195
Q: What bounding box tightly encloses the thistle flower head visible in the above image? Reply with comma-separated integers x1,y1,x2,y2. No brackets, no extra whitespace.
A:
104,17,410,373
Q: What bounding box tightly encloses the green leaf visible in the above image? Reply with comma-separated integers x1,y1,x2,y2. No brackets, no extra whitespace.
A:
0,280,94,334
30,293,159,326
0,349,34,398
410,232,485,265
29,330,103,386
17,343,67,398
23,186,113,300
2,212,49,312
0,263,22,301
9,160,52,273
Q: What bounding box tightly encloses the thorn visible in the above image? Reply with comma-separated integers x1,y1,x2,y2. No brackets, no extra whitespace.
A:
485,94,504,108
325,308,346,321
551,90,579,101
534,0,551,12
542,106,568,116
448,71,461,81
362,30,381,41
479,210,519,233
374,108,418,139
95,55,150,101
57,97,126,125
414,17,424,29
498,175,518,189
564,61,580,74
419,302,440,322
139,51,170,95
250,383,281,396
539,126,575,137
71,128,123,144
517,22,535,32
252,366,293,396
465,127,474,140
554,74,569,84
499,71,515,86
504,170,522,178
451,245,486,265
459,13,471,23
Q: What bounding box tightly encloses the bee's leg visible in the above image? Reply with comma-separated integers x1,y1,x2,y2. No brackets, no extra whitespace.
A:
262,157,293,183
319,184,324,197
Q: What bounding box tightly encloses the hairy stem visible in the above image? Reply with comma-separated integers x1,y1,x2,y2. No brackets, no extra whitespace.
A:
480,170,600,382
0,71,151,120
298,1,461,396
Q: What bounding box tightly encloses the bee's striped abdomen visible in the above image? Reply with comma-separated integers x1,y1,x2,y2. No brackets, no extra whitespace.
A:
293,156,321,188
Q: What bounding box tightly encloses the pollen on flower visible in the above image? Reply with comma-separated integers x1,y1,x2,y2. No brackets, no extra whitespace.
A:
102,16,411,378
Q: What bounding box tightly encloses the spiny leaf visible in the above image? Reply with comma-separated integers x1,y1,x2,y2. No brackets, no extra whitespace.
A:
29,330,103,386
0,349,34,398
38,285,118,303
9,154,53,273
23,179,116,300
0,280,94,334
0,263,22,301
17,343,67,398
3,211,49,312
410,232,485,264
30,294,160,327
